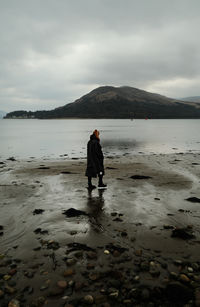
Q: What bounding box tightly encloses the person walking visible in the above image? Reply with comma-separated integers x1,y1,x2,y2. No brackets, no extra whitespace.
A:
85,129,107,190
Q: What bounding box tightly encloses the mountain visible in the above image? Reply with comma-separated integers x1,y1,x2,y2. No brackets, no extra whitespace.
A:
181,96,200,103
0,111,7,118
4,86,200,119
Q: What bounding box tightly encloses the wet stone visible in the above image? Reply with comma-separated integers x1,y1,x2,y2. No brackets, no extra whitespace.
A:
57,280,67,289
83,294,94,304
63,208,87,217
171,227,195,240
179,274,190,283
8,299,20,307
33,209,44,215
185,197,200,203
87,251,97,259
64,269,75,277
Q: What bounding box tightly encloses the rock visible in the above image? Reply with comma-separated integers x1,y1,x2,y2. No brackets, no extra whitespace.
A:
0,232,3,236
179,274,190,283
171,227,195,240
3,274,11,281
8,299,20,307
163,224,174,229
0,225,3,230
0,289,4,297
33,209,44,215
87,251,97,259
109,290,119,298
5,285,17,294
150,269,160,277
188,267,194,273
63,208,87,217
64,269,75,277
104,250,110,255
47,240,60,250
87,263,95,270
121,231,128,237
34,228,48,234
66,258,77,266
130,175,152,179
135,249,142,257
57,280,67,289
113,217,123,222
9,269,17,276
7,157,16,161
185,197,200,203
83,295,94,304
165,282,193,303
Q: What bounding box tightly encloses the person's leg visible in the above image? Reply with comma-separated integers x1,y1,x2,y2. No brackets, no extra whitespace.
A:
88,176,96,189
88,176,92,186
98,174,107,188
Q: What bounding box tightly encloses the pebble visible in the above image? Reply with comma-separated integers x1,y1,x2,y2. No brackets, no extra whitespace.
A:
87,251,97,259
188,267,194,273
66,258,77,266
135,249,142,257
180,274,190,283
83,294,94,304
104,250,110,255
109,290,119,298
64,269,75,277
3,274,11,280
8,299,20,307
57,280,67,289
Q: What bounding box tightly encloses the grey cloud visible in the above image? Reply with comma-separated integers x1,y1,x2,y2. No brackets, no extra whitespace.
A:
0,0,200,112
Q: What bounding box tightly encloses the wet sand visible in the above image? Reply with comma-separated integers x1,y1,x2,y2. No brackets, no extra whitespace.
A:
0,153,200,306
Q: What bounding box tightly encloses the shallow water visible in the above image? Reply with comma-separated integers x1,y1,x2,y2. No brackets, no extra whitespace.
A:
0,119,200,158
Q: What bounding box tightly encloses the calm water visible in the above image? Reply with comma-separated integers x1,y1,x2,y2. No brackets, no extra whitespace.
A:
0,119,200,159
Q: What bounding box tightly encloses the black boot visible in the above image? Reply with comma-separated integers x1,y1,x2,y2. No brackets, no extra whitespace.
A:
98,175,107,189
88,176,96,190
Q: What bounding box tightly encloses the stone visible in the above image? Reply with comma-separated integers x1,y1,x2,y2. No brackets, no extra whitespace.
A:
66,258,77,266
87,251,97,259
171,228,195,240
0,289,4,297
33,209,44,215
57,280,67,289
109,291,119,298
3,274,11,280
63,208,87,217
135,249,142,256
64,269,75,277
83,294,94,304
185,197,200,203
5,285,17,294
179,274,190,283
104,250,110,255
8,299,20,307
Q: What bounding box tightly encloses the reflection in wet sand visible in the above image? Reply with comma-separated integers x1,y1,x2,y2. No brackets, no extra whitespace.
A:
87,189,106,233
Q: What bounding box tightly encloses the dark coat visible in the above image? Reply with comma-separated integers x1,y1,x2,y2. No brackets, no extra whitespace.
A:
85,134,104,178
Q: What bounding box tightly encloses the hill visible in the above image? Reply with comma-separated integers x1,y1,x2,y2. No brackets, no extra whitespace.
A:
4,86,200,119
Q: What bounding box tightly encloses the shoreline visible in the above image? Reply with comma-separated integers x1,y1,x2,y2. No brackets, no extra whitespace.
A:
0,153,200,306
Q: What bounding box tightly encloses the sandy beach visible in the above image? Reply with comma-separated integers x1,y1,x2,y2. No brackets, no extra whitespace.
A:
0,153,200,306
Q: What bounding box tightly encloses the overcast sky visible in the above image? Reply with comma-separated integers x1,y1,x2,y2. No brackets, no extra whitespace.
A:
0,0,200,112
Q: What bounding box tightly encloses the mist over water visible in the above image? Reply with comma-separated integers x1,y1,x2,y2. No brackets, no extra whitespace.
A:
0,119,200,159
